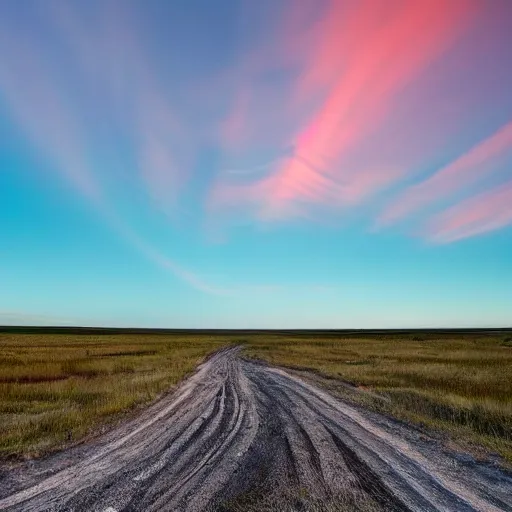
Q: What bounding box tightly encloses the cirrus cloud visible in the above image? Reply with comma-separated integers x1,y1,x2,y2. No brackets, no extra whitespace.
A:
425,180,512,243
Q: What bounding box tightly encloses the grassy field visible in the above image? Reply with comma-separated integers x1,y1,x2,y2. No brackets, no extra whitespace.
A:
0,333,227,460
244,332,512,463
2,330,511,465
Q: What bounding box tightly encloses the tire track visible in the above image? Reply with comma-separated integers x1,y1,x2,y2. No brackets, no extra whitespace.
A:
0,347,510,511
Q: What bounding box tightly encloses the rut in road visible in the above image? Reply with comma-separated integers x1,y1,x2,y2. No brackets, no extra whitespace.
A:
0,346,511,511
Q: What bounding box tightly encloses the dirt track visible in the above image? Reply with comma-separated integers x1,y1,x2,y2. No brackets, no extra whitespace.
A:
0,347,511,511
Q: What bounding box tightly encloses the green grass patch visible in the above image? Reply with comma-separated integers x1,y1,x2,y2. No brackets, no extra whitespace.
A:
0,333,228,459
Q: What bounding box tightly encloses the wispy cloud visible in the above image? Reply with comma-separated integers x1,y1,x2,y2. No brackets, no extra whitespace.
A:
0,3,290,297
0,3,224,295
110,220,236,296
379,120,512,226
43,1,187,216
0,23,100,201
211,0,476,222
425,180,512,243
1,0,510,261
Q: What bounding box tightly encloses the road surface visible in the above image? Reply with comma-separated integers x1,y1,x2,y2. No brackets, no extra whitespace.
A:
0,347,511,511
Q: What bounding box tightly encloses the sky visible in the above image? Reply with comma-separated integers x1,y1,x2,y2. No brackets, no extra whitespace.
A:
1,0,511,329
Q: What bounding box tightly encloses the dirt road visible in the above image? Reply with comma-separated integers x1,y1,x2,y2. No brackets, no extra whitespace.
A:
0,347,511,511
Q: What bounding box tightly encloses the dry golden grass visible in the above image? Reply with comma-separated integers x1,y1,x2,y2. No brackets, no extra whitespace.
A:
243,332,512,463
0,333,227,460
3,330,511,465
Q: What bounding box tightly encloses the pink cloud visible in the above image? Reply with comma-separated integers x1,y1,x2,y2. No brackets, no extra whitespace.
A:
379,120,512,226
211,0,477,222
292,1,384,105
425,180,512,243
269,0,475,213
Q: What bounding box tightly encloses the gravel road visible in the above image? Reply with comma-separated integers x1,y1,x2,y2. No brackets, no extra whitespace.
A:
0,347,511,511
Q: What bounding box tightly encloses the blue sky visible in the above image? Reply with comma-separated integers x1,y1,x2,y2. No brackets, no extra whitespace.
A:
1,0,511,328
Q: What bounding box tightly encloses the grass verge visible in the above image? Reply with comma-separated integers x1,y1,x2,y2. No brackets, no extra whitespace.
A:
0,333,227,460
243,332,512,464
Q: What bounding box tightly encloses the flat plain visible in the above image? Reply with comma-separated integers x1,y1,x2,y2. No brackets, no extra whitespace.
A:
0,329,511,511
1,330,512,464
0,332,227,459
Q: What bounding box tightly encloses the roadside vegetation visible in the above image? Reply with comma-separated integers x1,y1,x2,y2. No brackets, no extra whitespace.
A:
0,333,226,460
244,332,512,463
2,330,511,466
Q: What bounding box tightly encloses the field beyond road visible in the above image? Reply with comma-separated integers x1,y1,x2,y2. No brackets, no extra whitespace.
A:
0,333,227,459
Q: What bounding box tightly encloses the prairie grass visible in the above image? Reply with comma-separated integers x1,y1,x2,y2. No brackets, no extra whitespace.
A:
0,333,227,459
3,331,511,465
243,332,512,463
